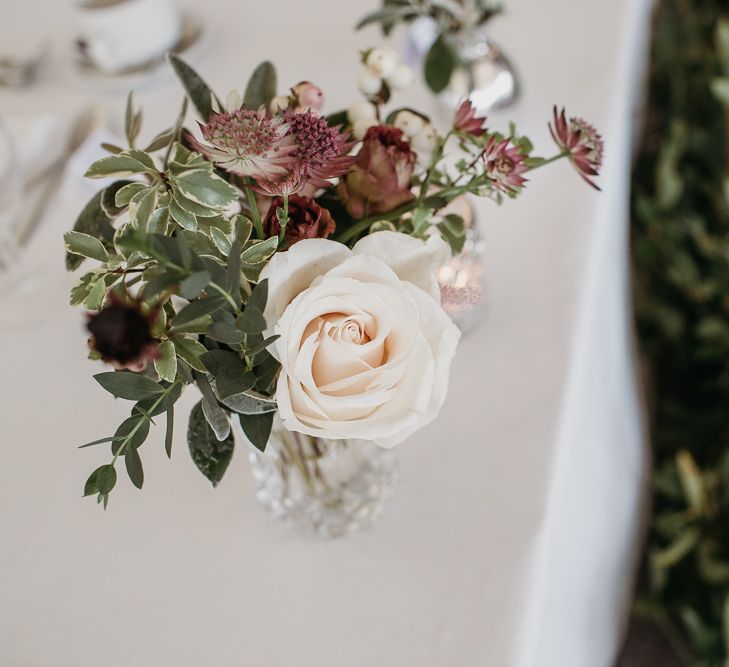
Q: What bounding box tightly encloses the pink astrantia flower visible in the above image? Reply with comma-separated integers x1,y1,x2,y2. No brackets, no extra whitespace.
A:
549,106,604,191
283,109,357,190
187,109,298,181
254,165,307,197
453,100,487,137
482,136,529,193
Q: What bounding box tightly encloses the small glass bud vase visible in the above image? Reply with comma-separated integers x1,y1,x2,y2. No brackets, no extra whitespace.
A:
247,421,400,538
439,26,519,118
438,198,488,336
405,16,519,117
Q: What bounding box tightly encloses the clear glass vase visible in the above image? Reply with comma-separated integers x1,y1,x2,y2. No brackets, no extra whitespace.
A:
248,423,400,538
436,26,519,119
437,198,488,336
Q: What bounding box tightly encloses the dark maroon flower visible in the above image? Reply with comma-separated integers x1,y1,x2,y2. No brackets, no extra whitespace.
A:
263,194,336,246
337,125,417,219
453,100,487,136
549,106,604,190
87,296,159,371
482,136,529,193
283,109,356,190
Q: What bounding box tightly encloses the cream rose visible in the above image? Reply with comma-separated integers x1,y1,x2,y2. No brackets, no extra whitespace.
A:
259,231,461,448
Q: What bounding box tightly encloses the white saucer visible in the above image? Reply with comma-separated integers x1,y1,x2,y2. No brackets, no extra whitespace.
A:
57,12,211,93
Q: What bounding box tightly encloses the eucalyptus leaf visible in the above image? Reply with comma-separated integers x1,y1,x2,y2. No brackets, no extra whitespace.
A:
424,34,456,93
171,295,227,329
237,305,266,334
187,400,234,486
237,411,274,453
94,371,165,401
179,271,212,299
165,401,175,458
243,61,277,110
124,446,144,489
195,371,231,441
111,416,151,454
96,465,117,495
168,53,220,120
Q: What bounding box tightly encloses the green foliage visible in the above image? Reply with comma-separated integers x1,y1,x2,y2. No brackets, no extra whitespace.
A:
243,61,277,110
168,53,219,120
632,3,729,664
424,34,457,94
187,401,235,486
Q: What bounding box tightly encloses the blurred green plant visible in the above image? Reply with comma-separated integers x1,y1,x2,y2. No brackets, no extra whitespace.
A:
633,1,729,665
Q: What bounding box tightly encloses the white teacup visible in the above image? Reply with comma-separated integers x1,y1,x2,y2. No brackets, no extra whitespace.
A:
76,0,182,74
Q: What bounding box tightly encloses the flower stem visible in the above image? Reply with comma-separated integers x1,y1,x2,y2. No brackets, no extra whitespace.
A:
528,151,570,171
278,192,289,244
110,380,182,467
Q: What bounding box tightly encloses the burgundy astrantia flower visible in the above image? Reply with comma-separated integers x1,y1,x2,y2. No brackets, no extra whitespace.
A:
482,136,529,193
282,109,356,190
338,124,416,219
453,100,487,137
262,194,336,246
549,106,604,190
87,296,159,372
254,165,307,197
187,108,298,181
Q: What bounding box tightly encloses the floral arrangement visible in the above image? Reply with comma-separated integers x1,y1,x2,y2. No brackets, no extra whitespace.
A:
63,49,602,507
357,0,504,93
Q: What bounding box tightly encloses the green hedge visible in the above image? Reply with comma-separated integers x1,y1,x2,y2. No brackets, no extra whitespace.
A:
633,0,729,664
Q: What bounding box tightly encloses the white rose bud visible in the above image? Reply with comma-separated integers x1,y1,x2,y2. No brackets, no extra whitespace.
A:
357,68,383,96
365,47,398,78
393,110,426,139
347,100,378,124
385,64,414,90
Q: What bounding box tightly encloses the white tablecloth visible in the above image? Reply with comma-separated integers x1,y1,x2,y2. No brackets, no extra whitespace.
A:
0,1,652,665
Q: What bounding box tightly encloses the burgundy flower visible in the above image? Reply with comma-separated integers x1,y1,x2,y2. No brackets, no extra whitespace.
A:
482,136,529,193
187,108,298,180
283,109,356,190
549,106,604,190
338,125,417,219
254,165,307,197
87,296,159,371
262,194,336,246
453,100,487,136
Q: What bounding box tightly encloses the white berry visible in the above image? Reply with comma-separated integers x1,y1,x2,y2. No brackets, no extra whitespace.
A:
347,100,378,124
393,110,426,138
365,48,398,78
352,116,376,140
385,64,414,90
357,68,383,96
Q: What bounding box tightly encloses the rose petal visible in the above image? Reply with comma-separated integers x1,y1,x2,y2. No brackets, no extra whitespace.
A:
352,231,449,302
